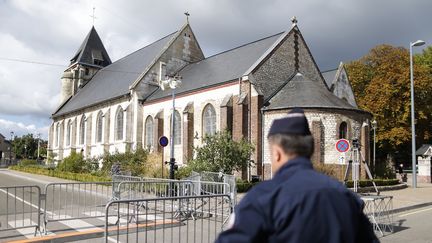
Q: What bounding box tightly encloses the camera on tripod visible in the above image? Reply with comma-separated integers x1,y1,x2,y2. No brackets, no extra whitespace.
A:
352,138,360,149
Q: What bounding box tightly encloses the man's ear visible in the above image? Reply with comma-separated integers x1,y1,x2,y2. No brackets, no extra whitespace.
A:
274,145,283,163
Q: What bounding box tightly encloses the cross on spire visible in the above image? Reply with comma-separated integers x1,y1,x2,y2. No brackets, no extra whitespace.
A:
291,16,298,27
184,11,190,23
90,7,97,26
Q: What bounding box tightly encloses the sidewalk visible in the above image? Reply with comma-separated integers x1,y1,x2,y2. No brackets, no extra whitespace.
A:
380,183,432,211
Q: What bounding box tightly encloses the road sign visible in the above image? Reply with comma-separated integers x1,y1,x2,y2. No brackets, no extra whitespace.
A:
159,136,169,147
336,139,350,153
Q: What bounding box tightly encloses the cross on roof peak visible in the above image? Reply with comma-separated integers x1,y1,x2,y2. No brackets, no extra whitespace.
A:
90,7,97,26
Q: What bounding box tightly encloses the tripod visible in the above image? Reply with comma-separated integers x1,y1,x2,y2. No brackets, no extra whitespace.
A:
343,145,379,195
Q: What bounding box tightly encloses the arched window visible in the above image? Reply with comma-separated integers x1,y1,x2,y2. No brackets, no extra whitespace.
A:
56,123,60,147
170,111,181,145
144,116,154,148
79,116,85,145
96,112,103,143
66,120,72,146
115,107,124,141
203,104,217,136
339,122,348,139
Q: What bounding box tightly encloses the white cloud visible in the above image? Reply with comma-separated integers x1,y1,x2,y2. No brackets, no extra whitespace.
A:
0,118,48,139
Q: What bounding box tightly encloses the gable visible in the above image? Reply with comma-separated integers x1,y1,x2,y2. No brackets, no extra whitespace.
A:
332,64,358,108
249,27,327,100
133,24,205,99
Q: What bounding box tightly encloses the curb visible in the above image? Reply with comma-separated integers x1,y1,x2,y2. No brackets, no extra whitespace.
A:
349,183,408,193
389,202,432,215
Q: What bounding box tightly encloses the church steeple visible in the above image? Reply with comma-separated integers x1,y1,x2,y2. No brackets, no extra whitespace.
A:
60,26,111,105
70,26,111,67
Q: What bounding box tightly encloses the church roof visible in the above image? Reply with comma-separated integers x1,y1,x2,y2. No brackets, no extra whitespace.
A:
146,32,283,101
321,68,338,89
264,73,362,111
54,31,177,116
70,26,112,67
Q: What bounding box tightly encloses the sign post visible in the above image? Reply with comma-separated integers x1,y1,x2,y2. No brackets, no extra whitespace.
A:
159,136,169,178
336,139,350,180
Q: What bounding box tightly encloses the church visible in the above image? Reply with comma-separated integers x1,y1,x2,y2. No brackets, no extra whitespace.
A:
48,18,371,180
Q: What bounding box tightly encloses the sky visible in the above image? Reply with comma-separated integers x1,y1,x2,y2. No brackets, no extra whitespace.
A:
0,0,431,140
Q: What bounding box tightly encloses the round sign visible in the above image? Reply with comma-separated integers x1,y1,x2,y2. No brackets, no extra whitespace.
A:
159,136,169,147
336,139,350,153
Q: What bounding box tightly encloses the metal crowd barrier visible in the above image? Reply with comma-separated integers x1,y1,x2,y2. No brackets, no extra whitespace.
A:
43,182,114,233
116,181,195,200
0,186,41,236
361,194,394,236
104,194,232,243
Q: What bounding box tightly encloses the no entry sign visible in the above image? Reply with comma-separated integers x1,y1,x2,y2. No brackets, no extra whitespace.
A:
335,139,350,153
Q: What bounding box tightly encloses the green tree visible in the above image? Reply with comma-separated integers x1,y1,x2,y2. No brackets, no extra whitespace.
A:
346,44,432,164
12,134,38,159
188,130,254,174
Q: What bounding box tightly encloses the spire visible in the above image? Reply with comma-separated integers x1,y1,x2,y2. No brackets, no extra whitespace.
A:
69,26,111,67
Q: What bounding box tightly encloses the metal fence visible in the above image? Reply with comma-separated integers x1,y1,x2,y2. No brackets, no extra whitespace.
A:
104,194,232,243
0,185,41,235
361,194,394,236
43,182,114,232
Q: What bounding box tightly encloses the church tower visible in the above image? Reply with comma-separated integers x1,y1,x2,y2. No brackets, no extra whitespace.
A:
60,26,111,104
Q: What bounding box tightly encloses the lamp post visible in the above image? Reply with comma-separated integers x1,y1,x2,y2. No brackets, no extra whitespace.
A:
9,131,14,165
159,75,182,180
410,40,425,189
37,133,41,161
371,119,377,175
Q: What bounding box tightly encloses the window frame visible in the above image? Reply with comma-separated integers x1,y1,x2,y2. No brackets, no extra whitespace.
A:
96,112,103,143
144,116,154,149
115,107,124,141
202,103,217,136
79,117,86,145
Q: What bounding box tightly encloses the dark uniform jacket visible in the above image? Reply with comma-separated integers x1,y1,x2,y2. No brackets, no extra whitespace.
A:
216,157,379,243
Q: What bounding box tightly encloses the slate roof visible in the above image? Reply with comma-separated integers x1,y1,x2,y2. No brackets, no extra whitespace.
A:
70,27,112,67
54,32,177,116
321,68,337,89
416,144,432,156
265,73,362,111
146,32,284,101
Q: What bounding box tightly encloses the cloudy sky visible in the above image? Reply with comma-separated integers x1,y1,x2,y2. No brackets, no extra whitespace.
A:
0,0,431,139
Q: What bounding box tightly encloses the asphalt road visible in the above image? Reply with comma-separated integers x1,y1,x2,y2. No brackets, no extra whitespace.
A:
381,206,432,243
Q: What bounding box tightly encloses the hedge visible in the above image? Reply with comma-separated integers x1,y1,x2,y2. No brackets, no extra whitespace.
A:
9,165,110,182
345,179,399,188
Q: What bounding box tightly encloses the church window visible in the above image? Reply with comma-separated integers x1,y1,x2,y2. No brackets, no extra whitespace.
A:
96,112,103,143
170,111,181,145
79,117,85,145
115,107,124,141
56,123,61,147
66,120,72,146
144,116,154,149
159,62,167,81
203,104,217,136
339,122,348,139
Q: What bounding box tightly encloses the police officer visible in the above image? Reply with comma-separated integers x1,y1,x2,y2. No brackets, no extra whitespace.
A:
216,108,378,243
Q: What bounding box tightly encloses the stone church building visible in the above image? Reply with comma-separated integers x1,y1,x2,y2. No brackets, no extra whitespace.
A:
49,19,371,179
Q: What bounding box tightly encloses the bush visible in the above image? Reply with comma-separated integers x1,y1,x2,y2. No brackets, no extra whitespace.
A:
345,179,399,188
100,148,149,176
236,181,259,193
188,130,254,174
19,159,38,166
144,152,168,178
57,151,86,173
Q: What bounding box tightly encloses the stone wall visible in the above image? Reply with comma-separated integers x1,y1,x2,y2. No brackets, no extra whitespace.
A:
262,108,370,179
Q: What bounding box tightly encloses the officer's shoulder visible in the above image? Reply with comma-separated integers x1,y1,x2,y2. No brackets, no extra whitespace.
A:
239,179,281,205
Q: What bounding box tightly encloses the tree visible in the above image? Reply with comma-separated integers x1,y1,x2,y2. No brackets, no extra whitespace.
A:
188,130,254,174
346,44,432,165
12,134,38,159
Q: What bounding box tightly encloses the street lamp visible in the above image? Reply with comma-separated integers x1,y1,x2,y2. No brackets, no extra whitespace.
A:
9,131,14,165
371,119,377,175
410,39,425,188
160,75,182,180
37,133,41,161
